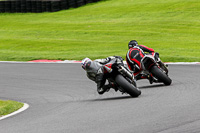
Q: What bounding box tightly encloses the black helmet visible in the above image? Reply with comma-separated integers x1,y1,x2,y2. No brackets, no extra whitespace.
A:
128,40,138,49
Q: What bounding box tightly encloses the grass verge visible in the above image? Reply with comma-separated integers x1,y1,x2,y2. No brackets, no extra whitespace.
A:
0,100,24,117
0,0,200,62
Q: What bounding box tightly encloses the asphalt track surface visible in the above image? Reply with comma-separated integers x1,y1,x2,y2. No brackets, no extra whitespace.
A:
0,63,200,133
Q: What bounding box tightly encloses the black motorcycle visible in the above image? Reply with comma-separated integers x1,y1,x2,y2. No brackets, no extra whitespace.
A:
104,57,141,97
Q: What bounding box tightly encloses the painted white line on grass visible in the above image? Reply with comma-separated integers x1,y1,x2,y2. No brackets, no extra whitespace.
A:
0,103,29,121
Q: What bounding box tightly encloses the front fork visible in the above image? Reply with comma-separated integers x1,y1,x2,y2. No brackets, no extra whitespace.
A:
157,61,169,75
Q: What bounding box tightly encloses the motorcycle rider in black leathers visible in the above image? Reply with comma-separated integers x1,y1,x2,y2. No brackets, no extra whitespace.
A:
126,40,161,84
81,56,118,94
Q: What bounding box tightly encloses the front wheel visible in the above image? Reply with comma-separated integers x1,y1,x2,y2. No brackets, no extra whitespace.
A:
115,74,141,97
150,65,172,85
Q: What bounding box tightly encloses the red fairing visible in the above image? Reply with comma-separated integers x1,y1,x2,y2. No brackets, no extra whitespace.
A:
104,63,113,73
105,64,112,69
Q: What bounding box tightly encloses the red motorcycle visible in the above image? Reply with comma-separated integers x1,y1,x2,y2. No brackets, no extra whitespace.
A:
140,54,172,85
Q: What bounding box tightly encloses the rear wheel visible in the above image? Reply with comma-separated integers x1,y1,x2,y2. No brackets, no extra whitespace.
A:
115,74,141,97
150,65,172,85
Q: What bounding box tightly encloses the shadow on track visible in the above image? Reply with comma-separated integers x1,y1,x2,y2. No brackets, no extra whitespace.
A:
138,84,165,89
92,95,137,101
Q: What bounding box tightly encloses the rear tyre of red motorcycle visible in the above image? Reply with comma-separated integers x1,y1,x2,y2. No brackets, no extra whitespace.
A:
150,65,172,85
115,74,141,97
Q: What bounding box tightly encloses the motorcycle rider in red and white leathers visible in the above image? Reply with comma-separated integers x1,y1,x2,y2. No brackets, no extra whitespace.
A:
126,40,161,84
81,56,120,94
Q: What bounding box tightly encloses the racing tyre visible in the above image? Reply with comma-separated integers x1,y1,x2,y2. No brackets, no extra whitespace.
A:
115,74,141,97
150,65,172,85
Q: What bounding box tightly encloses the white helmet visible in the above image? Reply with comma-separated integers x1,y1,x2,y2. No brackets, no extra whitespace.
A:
81,58,92,70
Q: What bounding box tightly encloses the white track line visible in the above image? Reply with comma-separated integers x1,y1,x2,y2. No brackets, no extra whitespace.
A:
165,62,200,65
0,60,200,64
0,103,29,121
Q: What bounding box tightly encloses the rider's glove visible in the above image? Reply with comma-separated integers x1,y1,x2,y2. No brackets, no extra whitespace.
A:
154,52,160,62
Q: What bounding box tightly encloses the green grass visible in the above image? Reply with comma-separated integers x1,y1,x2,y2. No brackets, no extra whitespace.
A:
0,100,24,117
0,0,200,62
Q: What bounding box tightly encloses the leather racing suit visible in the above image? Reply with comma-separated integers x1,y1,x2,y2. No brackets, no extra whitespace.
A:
85,56,116,94
126,45,155,80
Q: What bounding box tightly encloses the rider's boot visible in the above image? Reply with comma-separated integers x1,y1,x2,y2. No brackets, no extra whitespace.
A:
97,84,111,95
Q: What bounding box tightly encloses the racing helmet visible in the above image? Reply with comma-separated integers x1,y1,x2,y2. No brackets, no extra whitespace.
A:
81,57,92,70
128,40,138,49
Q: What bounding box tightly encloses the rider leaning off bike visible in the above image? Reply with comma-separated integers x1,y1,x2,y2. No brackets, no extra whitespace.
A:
126,40,162,84
81,56,121,95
